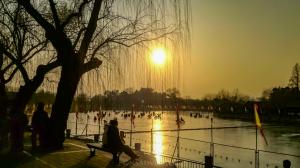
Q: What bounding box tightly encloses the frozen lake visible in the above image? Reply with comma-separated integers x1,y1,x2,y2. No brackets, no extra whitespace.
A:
67,111,300,168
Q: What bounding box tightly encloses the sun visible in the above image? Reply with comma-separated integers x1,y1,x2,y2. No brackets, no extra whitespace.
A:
151,48,166,66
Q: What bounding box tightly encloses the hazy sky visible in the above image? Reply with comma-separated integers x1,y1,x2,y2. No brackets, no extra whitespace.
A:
182,0,300,98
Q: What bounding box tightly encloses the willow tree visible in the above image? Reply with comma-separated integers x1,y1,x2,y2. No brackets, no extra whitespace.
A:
17,0,191,149
289,63,300,91
0,1,59,152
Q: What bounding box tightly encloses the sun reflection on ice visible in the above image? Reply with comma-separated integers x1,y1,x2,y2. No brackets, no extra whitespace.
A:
153,119,164,163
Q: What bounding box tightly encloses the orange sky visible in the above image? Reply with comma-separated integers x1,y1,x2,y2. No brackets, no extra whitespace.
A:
182,0,300,98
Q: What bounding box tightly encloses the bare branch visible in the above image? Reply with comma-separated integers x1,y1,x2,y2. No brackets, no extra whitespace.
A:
1,42,30,83
36,59,60,77
79,0,103,58
72,27,86,49
4,67,18,83
22,40,48,63
61,0,90,28
45,76,58,83
17,0,56,35
48,0,60,29
80,57,102,75
89,24,174,60
0,42,17,64
90,38,111,59
2,62,14,74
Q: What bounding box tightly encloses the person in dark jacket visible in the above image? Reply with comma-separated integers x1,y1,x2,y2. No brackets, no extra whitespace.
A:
31,102,49,149
10,111,28,153
283,159,291,168
107,119,138,164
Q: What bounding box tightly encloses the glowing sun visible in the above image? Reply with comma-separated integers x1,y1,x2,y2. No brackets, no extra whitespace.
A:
151,48,166,65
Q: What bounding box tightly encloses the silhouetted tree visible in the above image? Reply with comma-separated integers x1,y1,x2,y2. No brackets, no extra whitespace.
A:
30,91,56,105
166,88,180,106
289,63,300,91
269,87,299,109
261,88,272,101
201,89,250,113
0,1,57,152
16,0,190,148
75,94,89,112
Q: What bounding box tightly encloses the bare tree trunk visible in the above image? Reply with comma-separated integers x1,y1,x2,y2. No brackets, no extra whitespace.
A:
0,80,9,151
9,62,58,152
9,83,41,152
9,85,31,153
49,54,81,149
0,80,7,112
0,48,7,115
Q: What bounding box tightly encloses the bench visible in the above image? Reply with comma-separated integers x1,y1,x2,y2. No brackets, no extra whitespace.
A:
86,143,120,164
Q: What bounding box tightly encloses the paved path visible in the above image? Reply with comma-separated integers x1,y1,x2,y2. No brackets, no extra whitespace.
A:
0,133,133,168
0,132,175,168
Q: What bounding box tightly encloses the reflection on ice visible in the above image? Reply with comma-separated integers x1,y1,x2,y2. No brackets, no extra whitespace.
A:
153,119,163,163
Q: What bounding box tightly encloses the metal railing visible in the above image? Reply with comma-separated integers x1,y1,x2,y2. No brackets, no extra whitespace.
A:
137,152,221,168
66,115,300,168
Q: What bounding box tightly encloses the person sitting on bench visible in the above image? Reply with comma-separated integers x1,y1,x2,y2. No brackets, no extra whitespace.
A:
107,119,138,164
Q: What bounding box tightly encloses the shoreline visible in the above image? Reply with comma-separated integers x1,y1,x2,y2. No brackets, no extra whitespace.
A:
213,112,300,126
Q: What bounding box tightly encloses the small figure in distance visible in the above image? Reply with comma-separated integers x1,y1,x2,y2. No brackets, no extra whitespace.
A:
283,159,291,168
31,102,50,150
107,119,138,164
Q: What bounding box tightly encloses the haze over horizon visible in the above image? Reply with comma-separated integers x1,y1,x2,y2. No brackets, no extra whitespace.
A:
6,0,300,100
182,0,300,99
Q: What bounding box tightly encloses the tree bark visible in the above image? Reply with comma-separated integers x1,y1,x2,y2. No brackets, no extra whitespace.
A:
17,0,104,149
9,81,44,152
0,47,7,114
49,52,81,148
47,0,103,149
9,61,59,152
0,77,9,151
0,78,7,112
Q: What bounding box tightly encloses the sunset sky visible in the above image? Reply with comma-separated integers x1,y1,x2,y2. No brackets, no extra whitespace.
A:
183,0,300,98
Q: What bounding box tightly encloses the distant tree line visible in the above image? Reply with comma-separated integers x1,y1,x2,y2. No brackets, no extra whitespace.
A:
23,88,207,112
259,63,300,117
212,63,300,122
23,63,300,123
24,63,299,116
23,87,250,113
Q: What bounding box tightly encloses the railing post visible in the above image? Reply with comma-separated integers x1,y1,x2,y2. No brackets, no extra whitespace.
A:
86,113,89,136
130,104,134,147
255,150,259,168
151,128,153,153
130,130,132,147
255,125,259,168
98,116,101,135
205,155,213,168
210,118,214,165
75,112,78,135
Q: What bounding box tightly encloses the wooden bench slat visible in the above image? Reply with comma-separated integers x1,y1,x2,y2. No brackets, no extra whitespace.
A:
86,143,113,153
87,143,102,149
86,142,120,164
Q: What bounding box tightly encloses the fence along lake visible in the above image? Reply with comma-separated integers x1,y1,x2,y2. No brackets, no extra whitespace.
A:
67,111,300,168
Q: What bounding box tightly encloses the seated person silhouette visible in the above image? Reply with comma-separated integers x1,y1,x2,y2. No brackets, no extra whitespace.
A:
283,159,291,168
106,119,138,164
